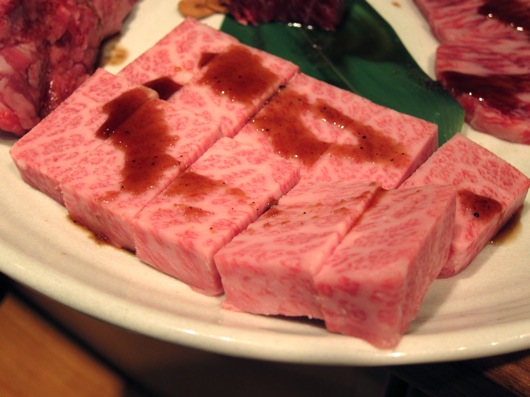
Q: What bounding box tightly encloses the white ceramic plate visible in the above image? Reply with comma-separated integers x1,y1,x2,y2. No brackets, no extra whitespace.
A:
1,0,529,366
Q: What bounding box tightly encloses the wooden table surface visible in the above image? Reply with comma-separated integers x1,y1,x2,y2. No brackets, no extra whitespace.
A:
0,286,133,397
1,273,529,397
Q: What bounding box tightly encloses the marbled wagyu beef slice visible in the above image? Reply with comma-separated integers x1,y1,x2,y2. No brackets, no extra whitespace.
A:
314,185,457,349
170,43,299,138
118,17,238,98
435,40,530,144
235,73,438,188
133,137,300,296
215,180,381,319
414,0,530,144
60,99,221,250
9,69,157,204
414,0,527,43
401,133,530,277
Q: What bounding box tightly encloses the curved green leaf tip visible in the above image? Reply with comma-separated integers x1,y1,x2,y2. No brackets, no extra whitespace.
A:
220,0,464,145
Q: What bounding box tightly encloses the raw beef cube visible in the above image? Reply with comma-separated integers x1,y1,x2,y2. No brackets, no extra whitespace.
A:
170,43,299,137
61,99,221,250
236,73,437,188
308,107,438,189
118,18,238,98
435,40,530,144
401,133,530,277
9,69,157,204
133,137,300,296
314,185,457,349
215,180,381,319
234,73,340,175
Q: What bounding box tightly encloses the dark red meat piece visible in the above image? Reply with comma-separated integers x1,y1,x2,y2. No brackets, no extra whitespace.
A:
227,0,346,31
0,0,137,136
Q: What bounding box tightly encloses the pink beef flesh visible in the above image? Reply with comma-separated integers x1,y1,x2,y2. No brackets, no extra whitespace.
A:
60,99,221,250
234,73,346,175
215,180,381,319
9,69,156,204
413,0,461,20
236,73,438,188
435,40,530,144
133,137,300,296
414,0,530,144
170,43,299,138
118,17,238,93
0,42,42,134
0,0,137,136
401,133,530,277
415,0,526,43
314,185,457,349
436,39,530,77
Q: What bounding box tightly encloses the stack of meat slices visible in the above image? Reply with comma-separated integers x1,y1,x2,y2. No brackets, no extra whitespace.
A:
10,18,530,348
414,0,530,144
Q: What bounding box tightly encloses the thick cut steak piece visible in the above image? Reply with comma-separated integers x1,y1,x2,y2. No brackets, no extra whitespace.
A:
60,99,221,250
133,137,300,296
215,180,380,319
118,17,238,94
314,185,457,349
236,73,437,188
401,133,530,277
0,0,137,136
170,43,298,138
9,69,156,204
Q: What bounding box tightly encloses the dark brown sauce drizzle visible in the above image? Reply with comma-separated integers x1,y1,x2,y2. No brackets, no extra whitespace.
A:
68,215,107,245
143,77,183,100
99,37,129,67
164,171,247,200
251,89,409,168
317,100,409,167
96,88,154,139
491,206,523,245
101,100,181,199
198,52,218,68
256,206,281,229
441,72,530,115
252,91,330,167
478,0,530,35
459,190,502,222
198,45,278,104
174,204,212,221
68,215,135,252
